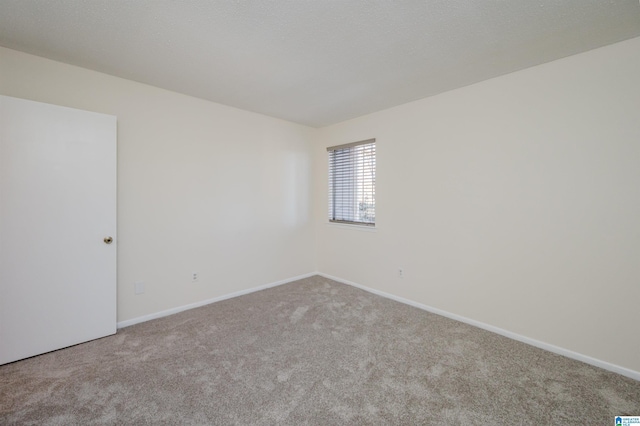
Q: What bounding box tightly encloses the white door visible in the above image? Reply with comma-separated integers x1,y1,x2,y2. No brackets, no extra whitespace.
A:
0,95,116,365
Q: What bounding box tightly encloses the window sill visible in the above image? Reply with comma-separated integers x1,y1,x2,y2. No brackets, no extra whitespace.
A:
325,222,377,232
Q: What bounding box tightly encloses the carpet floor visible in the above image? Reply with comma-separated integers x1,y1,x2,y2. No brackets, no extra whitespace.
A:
1,275,639,425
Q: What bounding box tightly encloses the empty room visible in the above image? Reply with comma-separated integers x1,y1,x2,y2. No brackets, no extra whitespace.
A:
1,1,639,424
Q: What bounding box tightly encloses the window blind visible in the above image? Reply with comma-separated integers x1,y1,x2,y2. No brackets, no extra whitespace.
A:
327,138,376,226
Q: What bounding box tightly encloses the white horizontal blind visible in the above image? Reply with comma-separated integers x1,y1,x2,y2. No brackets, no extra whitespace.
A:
327,139,375,226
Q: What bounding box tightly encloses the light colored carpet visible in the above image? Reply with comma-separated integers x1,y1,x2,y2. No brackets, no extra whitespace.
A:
1,275,638,425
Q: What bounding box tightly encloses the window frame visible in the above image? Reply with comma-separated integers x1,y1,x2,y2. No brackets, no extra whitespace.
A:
326,138,376,227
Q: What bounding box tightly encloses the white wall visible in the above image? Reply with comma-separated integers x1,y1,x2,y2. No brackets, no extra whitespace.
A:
314,37,640,373
0,46,316,323
2,36,639,376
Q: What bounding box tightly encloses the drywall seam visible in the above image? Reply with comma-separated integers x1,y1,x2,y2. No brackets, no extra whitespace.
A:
116,272,317,329
317,272,640,382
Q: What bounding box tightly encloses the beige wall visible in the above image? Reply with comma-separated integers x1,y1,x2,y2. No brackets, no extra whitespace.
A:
2,35,639,375
314,36,640,373
0,46,316,323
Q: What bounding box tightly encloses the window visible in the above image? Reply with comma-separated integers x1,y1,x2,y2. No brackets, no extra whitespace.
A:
327,138,376,226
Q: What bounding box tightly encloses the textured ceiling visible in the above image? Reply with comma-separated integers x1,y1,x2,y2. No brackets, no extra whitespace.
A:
1,1,639,127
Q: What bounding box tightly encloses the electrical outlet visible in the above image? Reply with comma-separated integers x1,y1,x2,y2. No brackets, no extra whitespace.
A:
192,272,199,283
134,281,145,295
398,268,404,278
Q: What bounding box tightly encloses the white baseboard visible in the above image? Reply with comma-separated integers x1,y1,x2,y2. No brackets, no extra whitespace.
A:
317,272,640,382
117,272,317,329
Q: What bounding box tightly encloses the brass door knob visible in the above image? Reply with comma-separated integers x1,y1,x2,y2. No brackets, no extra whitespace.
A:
104,236,113,244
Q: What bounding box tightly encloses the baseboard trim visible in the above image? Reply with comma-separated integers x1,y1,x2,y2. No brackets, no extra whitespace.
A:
317,272,640,382
117,272,317,329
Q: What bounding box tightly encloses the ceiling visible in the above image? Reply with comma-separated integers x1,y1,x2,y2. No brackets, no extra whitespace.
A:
1,1,639,127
